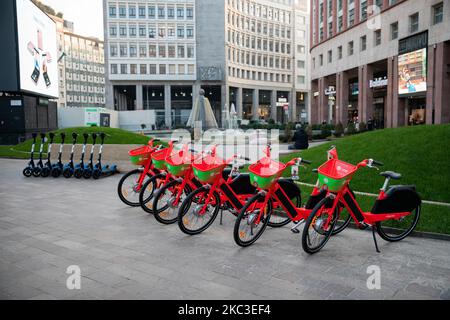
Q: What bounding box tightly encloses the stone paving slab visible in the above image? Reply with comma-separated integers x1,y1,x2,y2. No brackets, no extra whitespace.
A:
0,158,449,300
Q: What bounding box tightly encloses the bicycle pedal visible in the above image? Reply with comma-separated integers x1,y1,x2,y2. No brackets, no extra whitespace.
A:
291,228,300,234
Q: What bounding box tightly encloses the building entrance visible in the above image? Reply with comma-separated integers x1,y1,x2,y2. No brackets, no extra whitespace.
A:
407,97,426,125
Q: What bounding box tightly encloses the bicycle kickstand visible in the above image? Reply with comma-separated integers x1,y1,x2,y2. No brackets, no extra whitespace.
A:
220,208,224,225
371,226,381,253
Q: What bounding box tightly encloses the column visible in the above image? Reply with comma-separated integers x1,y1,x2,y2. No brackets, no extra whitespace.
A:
136,84,143,110
271,90,277,121
290,88,297,122
332,0,337,36
252,89,259,121
361,64,374,123
340,72,349,125
236,87,243,119
318,77,329,124
342,0,348,31
357,66,364,123
310,80,319,124
386,56,394,128
427,43,448,125
164,84,172,129
391,55,403,128
354,0,361,25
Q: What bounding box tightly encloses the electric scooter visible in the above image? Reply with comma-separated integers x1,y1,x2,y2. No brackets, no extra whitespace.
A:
92,132,118,180
51,133,66,178
32,133,46,177
74,133,90,179
41,132,55,178
63,133,78,178
23,133,38,177
83,133,97,179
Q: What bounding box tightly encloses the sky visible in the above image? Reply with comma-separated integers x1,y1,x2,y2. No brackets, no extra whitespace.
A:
41,0,104,40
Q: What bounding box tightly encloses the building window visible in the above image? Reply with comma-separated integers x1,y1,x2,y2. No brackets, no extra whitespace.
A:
110,44,118,57
119,6,126,18
129,6,136,18
348,41,354,56
139,25,146,37
158,6,165,19
110,64,117,74
297,45,305,53
119,25,127,37
149,64,157,74
159,64,166,75
328,50,332,63
186,7,194,19
360,35,367,51
168,45,176,58
297,76,305,84
186,26,194,38
109,25,117,36
139,45,147,57
177,26,185,38
375,0,383,9
167,6,175,19
177,7,184,19
348,8,355,26
433,2,443,25
177,45,185,58
138,6,146,18
140,64,147,74
374,29,381,46
159,45,166,58
120,64,127,74
338,15,343,32
119,44,127,57
297,60,305,69
129,45,137,58
409,13,419,33
149,44,157,57
109,5,116,18
129,25,137,37
360,0,368,20
328,22,333,37
390,22,398,40
187,45,194,58
338,46,342,59
148,6,155,18
148,27,156,39
130,64,137,74
319,54,323,66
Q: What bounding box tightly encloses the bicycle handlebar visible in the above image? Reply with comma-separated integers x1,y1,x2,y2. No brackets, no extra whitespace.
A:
372,160,384,167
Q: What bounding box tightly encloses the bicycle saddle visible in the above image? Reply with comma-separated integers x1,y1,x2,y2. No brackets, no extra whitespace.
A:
380,171,402,180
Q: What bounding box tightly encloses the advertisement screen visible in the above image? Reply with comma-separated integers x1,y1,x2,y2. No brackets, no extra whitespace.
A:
16,0,58,98
398,48,427,95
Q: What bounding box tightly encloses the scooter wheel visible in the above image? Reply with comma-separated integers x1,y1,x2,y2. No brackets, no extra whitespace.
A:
63,169,73,179
41,167,51,178
92,170,101,180
23,168,32,177
51,169,61,178
74,169,83,179
83,170,92,179
32,168,42,177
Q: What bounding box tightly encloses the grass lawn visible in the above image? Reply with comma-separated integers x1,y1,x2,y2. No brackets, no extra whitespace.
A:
281,124,450,204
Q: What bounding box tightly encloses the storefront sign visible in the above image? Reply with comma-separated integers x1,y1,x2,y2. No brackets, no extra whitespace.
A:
313,91,319,97
370,77,388,88
10,100,22,107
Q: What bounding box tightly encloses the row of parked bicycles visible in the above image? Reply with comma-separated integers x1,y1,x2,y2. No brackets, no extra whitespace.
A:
117,139,421,254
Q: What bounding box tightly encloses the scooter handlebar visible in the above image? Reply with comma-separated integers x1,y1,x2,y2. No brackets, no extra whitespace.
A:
32,133,38,139
72,132,78,140
49,132,55,139
83,133,89,141
40,133,46,140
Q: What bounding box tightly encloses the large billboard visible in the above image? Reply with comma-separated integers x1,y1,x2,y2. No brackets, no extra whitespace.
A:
16,0,58,98
398,48,427,95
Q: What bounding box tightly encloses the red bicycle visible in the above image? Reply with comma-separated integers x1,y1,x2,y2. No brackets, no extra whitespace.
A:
117,139,163,207
177,147,300,235
233,146,354,247
301,157,421,254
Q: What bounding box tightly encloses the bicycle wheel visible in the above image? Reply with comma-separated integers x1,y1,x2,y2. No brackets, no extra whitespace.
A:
234,194,273,247
178,187,221,235
268,193,300,228
139,174,165,214
117,169,153,207
153,180,192,225
32,167,42,177
376,206,421,242
41,167,51,178
302,197,339,254
63,168,73,178
74,168,83,179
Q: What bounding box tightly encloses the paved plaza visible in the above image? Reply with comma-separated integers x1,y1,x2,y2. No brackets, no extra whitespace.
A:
0,158,449,300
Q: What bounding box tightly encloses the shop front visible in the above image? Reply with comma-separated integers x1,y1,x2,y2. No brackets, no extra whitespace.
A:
258,90,271,121
370,75,388,129
348,80,359,123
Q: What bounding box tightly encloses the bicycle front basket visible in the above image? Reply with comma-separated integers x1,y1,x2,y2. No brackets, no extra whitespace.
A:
248,158,286,189
166,150,194,177
129,145,153,165
151,148,170,170
318,159,357,192
192,155,226,184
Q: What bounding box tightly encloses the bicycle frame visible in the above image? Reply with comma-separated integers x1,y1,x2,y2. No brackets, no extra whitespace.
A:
132,139,164,193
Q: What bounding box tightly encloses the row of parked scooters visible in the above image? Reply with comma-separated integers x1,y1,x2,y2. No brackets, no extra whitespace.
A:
23,132,118,179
